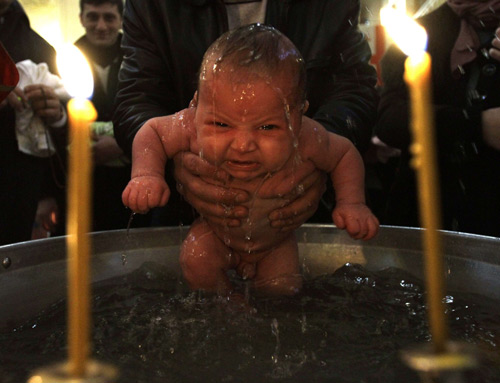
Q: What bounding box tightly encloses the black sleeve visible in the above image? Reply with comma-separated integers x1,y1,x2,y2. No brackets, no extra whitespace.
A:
306,2,378,154
112,0,181,158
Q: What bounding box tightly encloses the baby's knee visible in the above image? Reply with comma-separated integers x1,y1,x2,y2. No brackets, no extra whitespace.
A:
180,228,229,291
179,237,210,279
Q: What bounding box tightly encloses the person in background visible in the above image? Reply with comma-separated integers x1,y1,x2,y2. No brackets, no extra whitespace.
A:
113,0,379,231
123,25,379,297
0,0,67,245
376,0,500,238
74,0,150,231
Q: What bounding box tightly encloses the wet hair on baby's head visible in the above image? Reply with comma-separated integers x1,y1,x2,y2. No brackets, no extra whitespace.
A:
200,24,307,108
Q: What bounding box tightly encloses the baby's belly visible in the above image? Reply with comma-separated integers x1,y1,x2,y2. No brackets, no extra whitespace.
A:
208,196,291,256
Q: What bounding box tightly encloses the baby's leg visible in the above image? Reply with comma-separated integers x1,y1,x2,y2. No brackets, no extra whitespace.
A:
180,218,235,295
253,233,302,296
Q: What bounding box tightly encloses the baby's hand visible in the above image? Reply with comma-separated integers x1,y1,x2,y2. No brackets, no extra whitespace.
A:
332,203,379,240
122,176,170,214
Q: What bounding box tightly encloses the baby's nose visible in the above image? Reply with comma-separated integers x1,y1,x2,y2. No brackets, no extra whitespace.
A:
232,131,257,152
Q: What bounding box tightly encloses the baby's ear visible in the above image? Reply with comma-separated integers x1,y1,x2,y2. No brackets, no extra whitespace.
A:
302,100,309,114
190,91,198,108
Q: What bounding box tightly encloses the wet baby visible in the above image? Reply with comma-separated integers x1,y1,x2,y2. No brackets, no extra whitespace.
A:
122,24,379,297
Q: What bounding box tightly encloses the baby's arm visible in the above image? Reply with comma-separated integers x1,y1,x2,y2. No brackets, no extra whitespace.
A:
301,119,379,240
122,108,194,213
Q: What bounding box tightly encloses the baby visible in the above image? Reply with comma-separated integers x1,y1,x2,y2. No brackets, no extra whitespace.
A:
122,24,379,297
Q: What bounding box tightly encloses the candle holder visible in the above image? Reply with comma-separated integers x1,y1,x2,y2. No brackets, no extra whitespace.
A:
401,341,480,383
27,360,118,383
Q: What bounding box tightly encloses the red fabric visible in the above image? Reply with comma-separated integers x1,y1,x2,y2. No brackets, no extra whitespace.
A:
447,0,500,75
0,41,19,102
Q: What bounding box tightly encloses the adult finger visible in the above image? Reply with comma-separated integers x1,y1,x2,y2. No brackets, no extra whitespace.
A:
175,151,230,183
6,87,27,111
268,171,325,226
182,183,248,223
175,154,249,207
258,160,316,199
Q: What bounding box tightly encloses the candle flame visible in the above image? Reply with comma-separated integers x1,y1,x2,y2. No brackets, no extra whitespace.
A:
56,44,93,99
380,6,427,59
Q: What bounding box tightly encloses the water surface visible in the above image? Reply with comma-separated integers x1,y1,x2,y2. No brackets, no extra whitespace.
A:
1,262,499,383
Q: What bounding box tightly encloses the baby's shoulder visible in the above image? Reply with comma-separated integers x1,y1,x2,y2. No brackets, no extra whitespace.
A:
153,108,196,135
297,122,330,159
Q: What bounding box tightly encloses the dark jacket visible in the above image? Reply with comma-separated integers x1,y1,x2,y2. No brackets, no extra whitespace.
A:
0,0,57,149
375,3,500,236
113,0,378,158
0,0,62,244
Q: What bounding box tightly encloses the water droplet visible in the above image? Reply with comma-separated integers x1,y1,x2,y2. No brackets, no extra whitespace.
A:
2,257,11,269
126,212,136,235
443,295,454,304
296,184,305,195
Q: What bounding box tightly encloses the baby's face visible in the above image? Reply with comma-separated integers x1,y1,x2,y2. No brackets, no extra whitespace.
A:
194,73,302,181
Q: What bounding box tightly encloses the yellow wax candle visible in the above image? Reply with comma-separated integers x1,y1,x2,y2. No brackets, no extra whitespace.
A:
404,52,448,353
57,43,96,377
66,97,97,376
381,7,449,354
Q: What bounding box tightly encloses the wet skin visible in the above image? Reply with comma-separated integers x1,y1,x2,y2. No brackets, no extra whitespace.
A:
123,66,379,297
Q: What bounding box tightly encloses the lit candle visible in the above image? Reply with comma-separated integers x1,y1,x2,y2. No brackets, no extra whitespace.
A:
381,7,448,353
57,45,97,377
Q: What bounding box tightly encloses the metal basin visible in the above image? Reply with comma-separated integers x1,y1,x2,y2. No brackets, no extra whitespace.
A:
1,224,499,330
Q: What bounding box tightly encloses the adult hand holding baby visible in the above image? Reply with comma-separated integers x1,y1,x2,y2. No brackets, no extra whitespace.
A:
174,151,250,227
175,150,325,231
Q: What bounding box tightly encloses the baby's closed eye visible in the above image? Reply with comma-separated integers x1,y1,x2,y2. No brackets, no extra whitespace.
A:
259,124,277,131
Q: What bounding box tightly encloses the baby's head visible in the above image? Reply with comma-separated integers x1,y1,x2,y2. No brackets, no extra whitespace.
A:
198,24,307,114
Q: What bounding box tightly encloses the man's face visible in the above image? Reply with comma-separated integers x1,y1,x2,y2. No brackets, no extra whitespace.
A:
80,2,122,47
